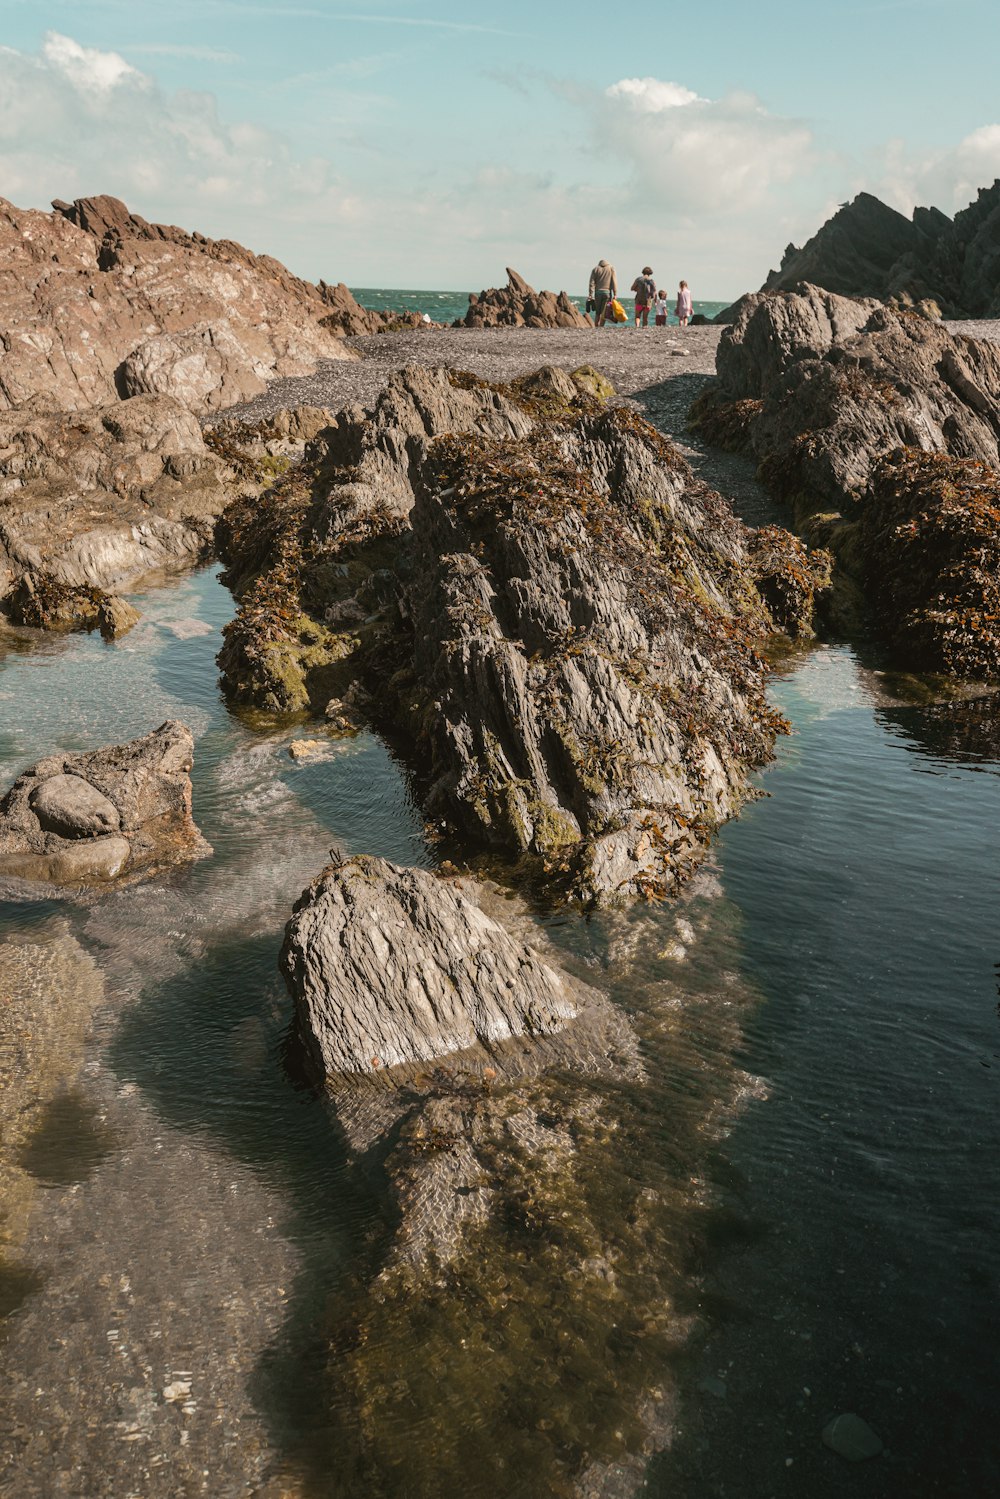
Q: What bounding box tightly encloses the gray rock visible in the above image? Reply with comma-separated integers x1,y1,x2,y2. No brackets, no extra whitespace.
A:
822,1412,884,1462
281,855,581,1077
0,721,210,890
455,269,591,329
29,775,121,838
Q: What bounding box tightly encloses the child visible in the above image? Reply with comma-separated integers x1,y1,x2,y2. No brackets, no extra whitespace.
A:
653,288,669,327
676,280,693,326
630,266,656,326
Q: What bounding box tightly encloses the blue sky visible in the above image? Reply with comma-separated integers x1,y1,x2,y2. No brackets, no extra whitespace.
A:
1,0,998,296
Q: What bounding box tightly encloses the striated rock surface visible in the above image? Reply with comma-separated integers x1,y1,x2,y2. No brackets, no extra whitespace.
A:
282,855,590,1078
0,194,356,416
219,362,828,901
379,401,824,902
749,180,1000,318
0,393,231,614
215,364,540,712
456,268,592,329
0,721,210,888
691,284,1000,675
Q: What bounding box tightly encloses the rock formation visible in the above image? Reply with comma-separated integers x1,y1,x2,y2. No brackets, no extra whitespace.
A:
219,362,829,902
455,268,591,329
746,180,1000,318
0,194,357,416
690,283,1000,676
283,855,591,1078
0,394,232,622
0,721,210,888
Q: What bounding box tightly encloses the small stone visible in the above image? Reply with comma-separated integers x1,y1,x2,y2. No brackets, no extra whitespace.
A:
288,739,325,760
822,1413,883,1461
162,1381,192,1403
698,1376,727,1400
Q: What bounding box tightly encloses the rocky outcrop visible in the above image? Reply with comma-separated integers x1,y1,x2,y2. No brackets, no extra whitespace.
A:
219,362,828,901
455,269,591,329
749,181,1000,318
0,394,232,616
379,400,826,903
690,284,1000,675
0,194,356,416
0,721,210,888
215,365,541,712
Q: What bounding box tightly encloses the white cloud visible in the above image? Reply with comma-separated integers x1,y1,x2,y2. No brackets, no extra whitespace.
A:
593,77,817,216
41,31,145,97
875,124,1000,216
605,77,705,112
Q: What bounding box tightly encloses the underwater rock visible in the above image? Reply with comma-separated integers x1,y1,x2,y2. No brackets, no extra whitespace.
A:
822,1412,884,1462
0,721,210,889
455,268,592,329
690,284,1000,676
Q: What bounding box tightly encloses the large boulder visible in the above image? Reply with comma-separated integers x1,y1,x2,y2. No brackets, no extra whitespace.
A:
0,393,231,612
0,194,357,417
455,269,591,329
0,721,210,888
282,856,586,1077
690,284,1000,676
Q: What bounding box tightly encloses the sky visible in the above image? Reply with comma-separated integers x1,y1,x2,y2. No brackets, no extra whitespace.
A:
1,0,999,297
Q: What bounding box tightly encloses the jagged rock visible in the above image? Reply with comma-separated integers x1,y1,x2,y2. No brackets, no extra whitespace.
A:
745,180,1000,318
5,572,139,638
455,269,592,329
0,394,231,611
215,365,540,711
0,721,210,888
690,284,1000,675
219,364,826,898
0,194,356,417
282,855,588,1077
379,405,826,903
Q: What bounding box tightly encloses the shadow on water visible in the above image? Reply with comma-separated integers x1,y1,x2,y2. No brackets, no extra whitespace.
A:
16,1087,119,1188
103,927,399,1488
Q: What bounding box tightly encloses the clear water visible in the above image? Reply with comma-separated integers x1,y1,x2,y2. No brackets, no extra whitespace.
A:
0,571,997,1495
350,286,729,326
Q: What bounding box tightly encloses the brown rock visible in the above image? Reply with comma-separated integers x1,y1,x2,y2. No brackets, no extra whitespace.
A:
0,194,357,417
455,269,591,329
0,721,210,889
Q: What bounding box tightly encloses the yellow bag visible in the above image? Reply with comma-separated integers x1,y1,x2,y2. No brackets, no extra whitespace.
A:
608,298,627,323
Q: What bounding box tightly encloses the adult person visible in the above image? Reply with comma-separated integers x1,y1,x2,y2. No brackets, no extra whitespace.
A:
588,258,617,327
676,279,693,327
630,266,656,327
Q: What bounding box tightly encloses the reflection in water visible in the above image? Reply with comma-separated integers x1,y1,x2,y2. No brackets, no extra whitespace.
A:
657,645,1000,1498
0,589,997,1495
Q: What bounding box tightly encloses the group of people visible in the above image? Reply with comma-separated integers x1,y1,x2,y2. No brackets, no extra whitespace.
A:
587,260,693,328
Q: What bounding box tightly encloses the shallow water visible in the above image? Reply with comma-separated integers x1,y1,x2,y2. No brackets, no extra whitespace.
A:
0,571,997,1494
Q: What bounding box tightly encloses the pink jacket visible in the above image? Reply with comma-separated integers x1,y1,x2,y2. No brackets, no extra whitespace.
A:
676,287,693,317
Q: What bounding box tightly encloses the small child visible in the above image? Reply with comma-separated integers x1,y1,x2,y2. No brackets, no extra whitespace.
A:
676,280,693,326
653,288,669,327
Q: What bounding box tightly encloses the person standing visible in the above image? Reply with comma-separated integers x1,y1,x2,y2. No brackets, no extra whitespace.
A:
588,258,617,326
630,266,656,326
653,287,670,326
676,279,693,326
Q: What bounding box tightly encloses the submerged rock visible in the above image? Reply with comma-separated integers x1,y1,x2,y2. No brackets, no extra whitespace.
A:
690,284,1000,675
455,268,592,329
822,1412,884,1462
0,721,210,888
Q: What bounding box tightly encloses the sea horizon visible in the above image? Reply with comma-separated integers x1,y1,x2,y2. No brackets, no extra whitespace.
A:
349,285,730,324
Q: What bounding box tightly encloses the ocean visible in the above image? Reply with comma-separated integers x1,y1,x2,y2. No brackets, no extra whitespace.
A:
350,286,730,326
